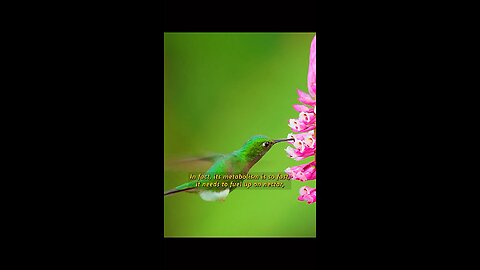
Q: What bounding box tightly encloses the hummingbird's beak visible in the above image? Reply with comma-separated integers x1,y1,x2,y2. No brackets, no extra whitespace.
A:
273,138,295,144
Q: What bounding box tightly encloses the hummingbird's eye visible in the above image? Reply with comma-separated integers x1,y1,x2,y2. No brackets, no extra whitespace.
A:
262,142,270,147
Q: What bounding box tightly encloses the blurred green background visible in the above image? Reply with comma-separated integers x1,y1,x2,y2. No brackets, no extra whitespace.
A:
164,33,316,237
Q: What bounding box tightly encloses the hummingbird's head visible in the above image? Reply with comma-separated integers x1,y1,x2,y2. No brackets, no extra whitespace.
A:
240,135,294,162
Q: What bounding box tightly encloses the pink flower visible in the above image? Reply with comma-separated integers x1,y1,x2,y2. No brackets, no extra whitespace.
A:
285,144,315,161
285,161,316,181
299,111,315,125
285,34,316,204
288,118,315,132
285,130,316,161
308,36,316,98
298,186,316,204
297,89,316,106
293,104,314,113
286,132,308,143
303,132,316,149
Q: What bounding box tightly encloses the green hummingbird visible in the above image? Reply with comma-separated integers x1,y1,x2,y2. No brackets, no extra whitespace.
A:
164,135,294,201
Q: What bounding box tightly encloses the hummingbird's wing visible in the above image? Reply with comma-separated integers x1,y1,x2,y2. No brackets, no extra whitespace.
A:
164,155,234,200
165,154,225,172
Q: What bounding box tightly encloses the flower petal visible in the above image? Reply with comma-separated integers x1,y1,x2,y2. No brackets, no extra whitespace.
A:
288,161,316,180
299,112,316,125
297,89,316,106
293,104,314,113
288,118,307,132
299,186,310,196
308,35,316,98
292,147,315,160
304,133,316,148
298,186,316,204
285,146,299,160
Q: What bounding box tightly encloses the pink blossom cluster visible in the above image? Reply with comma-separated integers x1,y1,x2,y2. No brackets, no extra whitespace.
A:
285,35,316,204
298,186,316,204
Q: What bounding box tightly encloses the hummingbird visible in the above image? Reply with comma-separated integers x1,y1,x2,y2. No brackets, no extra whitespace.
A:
164,135,294,201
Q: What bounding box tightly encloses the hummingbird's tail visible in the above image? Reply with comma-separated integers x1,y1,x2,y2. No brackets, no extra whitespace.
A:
164,187,196,196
